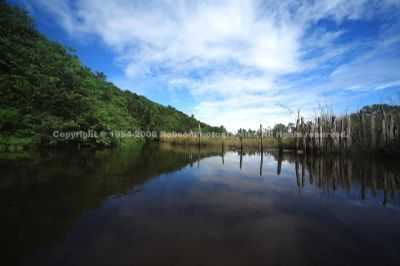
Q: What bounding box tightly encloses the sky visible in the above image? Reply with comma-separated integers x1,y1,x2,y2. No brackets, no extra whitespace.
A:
12,0,400,131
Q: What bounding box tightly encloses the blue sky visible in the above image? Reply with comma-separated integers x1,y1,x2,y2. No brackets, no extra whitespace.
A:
12,0,400,131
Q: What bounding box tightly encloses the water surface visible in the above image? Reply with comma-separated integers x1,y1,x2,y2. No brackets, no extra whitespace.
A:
1,144,400,266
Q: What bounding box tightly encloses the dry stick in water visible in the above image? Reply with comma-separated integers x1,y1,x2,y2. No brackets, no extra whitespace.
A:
371,113,376,150
382,108,387,146
260,124,263,151
239,149,243,170
295,159,300,192
296,111,300,151
347,115,352,150
332,116,336,152
389,115,394,143
361,111,368,148
301,117,306,153
198,123,201,146
310,121,315,153
319,117,323,152
277,153,282,176
339,118,344,151
259,150,263,176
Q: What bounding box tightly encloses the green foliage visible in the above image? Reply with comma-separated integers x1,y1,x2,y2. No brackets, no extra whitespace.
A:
0,1,224,147
272,123,288,137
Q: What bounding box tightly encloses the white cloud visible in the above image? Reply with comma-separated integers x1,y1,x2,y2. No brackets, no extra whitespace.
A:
33,0,303,75
31,0,400,131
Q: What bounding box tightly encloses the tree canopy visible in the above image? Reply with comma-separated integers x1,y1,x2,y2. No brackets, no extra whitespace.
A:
0,1,224,146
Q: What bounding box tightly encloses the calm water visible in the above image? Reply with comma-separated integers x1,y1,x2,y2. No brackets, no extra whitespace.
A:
1,143,400,266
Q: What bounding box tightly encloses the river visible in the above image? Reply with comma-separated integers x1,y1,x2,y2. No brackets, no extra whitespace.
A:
1,143,400,266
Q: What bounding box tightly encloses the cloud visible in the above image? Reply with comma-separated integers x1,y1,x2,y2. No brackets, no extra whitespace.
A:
30,0,400,131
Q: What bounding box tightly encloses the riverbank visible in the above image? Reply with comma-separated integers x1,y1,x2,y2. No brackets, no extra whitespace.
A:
160,134,297,149
159,134,400,157
0,135,39,152
0,134,146,157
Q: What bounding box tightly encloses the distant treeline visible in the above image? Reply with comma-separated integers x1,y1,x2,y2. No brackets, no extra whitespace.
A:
161,104,400,156
0,1,225,150
274,104,400,155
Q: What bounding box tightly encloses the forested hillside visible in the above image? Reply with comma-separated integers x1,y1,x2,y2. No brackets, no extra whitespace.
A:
0,1,224,148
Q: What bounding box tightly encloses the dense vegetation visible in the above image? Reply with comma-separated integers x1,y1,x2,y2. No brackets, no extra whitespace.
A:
0,1,224,148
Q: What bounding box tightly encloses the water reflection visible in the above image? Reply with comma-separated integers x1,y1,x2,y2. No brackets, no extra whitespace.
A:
267,150,400,207
215,147,400,207
1,144,400,266
0,143,216,265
